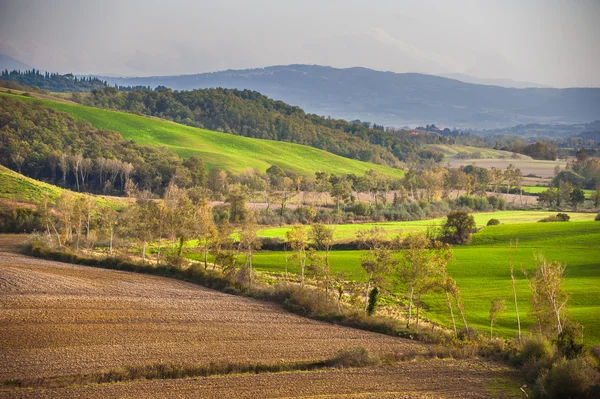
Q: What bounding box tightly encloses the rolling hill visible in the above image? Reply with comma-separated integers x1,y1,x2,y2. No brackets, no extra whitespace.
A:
98,64,600,128
0,92,403,179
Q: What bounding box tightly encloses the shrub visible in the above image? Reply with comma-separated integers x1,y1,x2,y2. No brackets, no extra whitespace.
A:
539,213,570,223
366,287,379,316
487,218,500,226
327,347,380,368
595,213,600,221
536,358,596,399
442,210,476,244
517,336,555,383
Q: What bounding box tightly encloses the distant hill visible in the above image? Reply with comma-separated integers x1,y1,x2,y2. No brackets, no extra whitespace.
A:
0,54,31,72
97,65,600,129
441,73,553,89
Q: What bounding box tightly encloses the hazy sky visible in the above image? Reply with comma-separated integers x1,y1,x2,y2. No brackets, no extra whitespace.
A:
1,0,599,87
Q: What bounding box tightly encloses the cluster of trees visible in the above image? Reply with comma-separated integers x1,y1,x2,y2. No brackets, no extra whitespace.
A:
1,69,109,92
77,86,454,166
0,96,202,194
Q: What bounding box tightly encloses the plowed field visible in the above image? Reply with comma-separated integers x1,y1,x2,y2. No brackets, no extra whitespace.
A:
0,235,520,398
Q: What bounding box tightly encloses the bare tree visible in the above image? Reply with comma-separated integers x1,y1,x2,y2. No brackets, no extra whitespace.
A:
286,225,308,288
509,240,522,343
489,298,506,340
525,253,569,336
310,223,335,297
71,154,83,192
11,154,24,173
79,158,93,189
58,153,69,187
238,215,261,285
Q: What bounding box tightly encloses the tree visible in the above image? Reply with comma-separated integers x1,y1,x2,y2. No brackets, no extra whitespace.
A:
330,180,352,210
309,223,335,297
194,202,216,269
238,216,261,285
397,232,440,328
509,240,522,343
442,211,475,244
356,227,392,312
286,225,308,288
10,153,24,173
569,188,585,210
489,298,506,340
525,254,569,336
226,184,248,223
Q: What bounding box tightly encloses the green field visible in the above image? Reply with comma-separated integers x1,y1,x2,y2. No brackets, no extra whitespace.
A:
0,165,126,209
426,144,528,160
1,92,403,179
254,211,597,241
250,220,600,343
522,185,596,199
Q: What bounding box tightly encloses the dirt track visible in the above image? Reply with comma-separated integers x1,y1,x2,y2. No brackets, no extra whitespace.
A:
0,235,520,398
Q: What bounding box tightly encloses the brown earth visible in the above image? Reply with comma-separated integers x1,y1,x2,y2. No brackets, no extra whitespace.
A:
1,359,520,398
0,235,521,398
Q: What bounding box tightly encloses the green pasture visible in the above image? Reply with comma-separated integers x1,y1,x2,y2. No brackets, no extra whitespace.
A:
0,165,126,209
254,211,597,241
250,221,600,343
521,185,596,199
1,92,403,179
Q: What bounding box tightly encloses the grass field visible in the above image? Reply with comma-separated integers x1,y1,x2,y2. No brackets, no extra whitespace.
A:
427,144,529,160
253,210,597,241
251,221,600,344
1,92,404,179
0,166,126,209
521,185,596,199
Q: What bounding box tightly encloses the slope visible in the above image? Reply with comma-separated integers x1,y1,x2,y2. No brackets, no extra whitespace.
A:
1,92,404,178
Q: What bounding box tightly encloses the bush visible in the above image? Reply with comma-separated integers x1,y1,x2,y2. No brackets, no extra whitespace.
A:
595,213,600,221
536,358,597,399
539,213,570,223
326,347,380,368
518,336,555,383
487,218,500,226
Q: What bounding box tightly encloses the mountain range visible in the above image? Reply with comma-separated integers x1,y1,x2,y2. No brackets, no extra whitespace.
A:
2,53,599,129
98,65,600,129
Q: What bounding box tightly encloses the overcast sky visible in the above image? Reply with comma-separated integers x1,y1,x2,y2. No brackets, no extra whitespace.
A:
1,0,599,87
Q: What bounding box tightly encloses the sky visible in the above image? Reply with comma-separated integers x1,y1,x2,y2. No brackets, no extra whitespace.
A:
0,0,599,87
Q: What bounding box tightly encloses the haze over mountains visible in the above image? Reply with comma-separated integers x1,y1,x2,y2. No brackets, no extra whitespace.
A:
97,65,600,129
3,53,599,130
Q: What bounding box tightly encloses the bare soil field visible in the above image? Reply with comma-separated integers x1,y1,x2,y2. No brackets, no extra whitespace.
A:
0,235,520,398
447,158,566,178
2,359,520,398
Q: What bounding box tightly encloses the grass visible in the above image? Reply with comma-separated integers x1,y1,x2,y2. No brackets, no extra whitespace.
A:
253,210,597,241
250,220,600,344
0,165,126,209
521,185,596,199
0,91,404,179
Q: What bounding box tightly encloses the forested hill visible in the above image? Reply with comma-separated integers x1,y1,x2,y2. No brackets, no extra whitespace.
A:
98,65,600,128
1,69,109,92
76,86,451,167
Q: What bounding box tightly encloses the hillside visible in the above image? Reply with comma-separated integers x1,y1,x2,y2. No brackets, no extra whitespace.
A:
1,92,404,179
98,64,600,128
0,165,127,209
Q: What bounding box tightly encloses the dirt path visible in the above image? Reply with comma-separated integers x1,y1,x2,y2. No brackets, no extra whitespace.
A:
0,235,520,398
